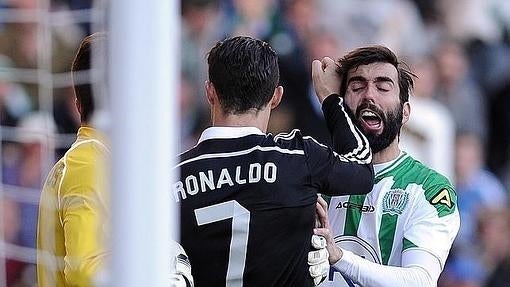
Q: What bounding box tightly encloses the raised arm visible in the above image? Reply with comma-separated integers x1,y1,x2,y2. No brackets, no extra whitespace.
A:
312,57,372,165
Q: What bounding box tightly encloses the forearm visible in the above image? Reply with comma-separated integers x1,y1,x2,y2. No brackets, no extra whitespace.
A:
332,249,440,287
323,160,374,196
321,95,371,164
304,94,373,196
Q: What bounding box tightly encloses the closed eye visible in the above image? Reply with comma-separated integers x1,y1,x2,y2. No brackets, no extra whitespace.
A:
350,82,366,92
376,82,392,92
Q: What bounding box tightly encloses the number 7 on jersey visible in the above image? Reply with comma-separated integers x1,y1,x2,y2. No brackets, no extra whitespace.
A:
194,200,251,287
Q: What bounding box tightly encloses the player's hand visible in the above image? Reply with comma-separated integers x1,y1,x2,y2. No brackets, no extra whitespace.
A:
312,57,341,104
314,197,343,265
315,196,330,229
308,234,329,286
314,226,343,265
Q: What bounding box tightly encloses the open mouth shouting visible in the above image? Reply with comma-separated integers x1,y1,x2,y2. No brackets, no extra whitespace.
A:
353,101,403,153
357,107,384,135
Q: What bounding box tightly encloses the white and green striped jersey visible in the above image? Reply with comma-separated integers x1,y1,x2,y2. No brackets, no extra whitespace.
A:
324,152,460,286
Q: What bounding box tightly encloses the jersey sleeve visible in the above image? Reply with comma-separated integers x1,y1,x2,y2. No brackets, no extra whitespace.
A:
321,95,372,164
303,95,374,196
331,248,441,287
403,183,460,269
59,147,109,285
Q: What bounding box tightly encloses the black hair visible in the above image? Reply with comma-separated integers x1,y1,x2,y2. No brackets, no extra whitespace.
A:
72,32,106,123
207,36,280,114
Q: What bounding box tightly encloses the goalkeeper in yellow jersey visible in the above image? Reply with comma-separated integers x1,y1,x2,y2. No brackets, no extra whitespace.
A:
36,33,194,287
36,32,109,287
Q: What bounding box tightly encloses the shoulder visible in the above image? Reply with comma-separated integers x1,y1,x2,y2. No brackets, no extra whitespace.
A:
380,154,456,217
410,157,452,190
407,158,457,218
65,139,109,166
273,129,304,145
59,140,109,191
379,154,453,189
416,163,456,218
176,131,308,169
273,129,327,151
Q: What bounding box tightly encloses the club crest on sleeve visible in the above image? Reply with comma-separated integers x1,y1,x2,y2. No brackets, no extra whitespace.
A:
382,189,409,215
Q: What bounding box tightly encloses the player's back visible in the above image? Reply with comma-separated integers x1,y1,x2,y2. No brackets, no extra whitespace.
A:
177,128,320,287
37,127,109,286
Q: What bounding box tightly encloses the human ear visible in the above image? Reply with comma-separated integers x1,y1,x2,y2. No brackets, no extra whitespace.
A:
270,86,284,109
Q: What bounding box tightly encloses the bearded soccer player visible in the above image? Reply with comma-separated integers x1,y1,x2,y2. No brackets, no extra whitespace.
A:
176,36,374,286
314,46,460,287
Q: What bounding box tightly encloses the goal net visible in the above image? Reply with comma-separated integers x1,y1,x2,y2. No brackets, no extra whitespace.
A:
0,1,178,286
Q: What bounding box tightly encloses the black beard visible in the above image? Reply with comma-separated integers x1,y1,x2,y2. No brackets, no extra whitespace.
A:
354,103,403,153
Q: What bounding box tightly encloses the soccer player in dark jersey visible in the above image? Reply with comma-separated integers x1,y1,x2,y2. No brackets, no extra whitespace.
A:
175,36,373,287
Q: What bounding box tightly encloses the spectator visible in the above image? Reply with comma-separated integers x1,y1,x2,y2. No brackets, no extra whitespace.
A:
454,132,507,254
441,132,508,286
434,40,487,140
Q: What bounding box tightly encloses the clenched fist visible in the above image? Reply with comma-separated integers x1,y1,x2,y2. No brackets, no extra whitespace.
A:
311,57,342,103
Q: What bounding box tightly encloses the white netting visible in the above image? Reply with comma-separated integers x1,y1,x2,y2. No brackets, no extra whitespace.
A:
0,1,105,285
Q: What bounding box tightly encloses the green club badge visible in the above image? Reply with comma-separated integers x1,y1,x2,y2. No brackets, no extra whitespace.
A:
382,188,409,215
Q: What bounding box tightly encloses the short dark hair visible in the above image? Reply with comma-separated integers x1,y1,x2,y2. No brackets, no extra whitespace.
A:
71,32,106,123
207,36,280,114
338,46,415,104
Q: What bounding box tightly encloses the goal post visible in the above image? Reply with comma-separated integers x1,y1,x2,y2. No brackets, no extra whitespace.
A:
109,0,179,286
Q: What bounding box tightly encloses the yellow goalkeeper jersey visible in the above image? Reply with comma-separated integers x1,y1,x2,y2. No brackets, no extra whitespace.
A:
37,127,110,287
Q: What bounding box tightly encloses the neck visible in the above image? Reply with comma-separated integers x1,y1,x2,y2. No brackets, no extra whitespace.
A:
212,108,270,133
373,138,401,164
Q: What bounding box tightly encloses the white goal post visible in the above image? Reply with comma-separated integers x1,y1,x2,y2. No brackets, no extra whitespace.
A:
109,0,179,286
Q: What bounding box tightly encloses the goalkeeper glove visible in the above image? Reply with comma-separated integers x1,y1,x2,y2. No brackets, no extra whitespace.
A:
308,234,329,286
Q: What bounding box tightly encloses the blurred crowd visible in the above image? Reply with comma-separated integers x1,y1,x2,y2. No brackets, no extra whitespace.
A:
181,2,510,285
1,0,510,286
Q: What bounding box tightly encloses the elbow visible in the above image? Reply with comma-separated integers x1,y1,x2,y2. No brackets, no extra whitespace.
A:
411,266,436,287
350,164,374,195
359,179,374,196
326,163,374,196
366,162,374,178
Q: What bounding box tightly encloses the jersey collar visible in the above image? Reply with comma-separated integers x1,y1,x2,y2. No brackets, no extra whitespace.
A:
197,126,265,144
374,150,408,176
77,126,109,145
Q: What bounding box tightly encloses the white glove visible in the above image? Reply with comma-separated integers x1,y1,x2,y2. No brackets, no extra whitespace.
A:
308,234,329,286
171,242,194,287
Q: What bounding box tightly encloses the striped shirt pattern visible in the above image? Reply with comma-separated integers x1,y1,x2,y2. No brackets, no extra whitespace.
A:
324,152,460,286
